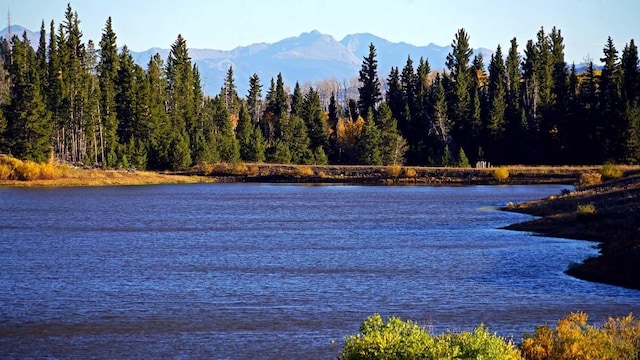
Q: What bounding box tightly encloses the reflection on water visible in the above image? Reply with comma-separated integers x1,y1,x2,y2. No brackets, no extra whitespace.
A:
1,184,638,359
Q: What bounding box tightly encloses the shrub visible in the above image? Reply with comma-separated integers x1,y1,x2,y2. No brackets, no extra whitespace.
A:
576,203,597,217
38,163,62,180
231,163,248,175
404,167,418,178
246,166,260,176
15,161,42,181
341,314,435,360
599,163,624,180
520,312,640,360
295,166,314,177
579,171,602,187
493,166,510,182
434,326,522,360
341,314,522,360
0,163,14,180
387,164,401,177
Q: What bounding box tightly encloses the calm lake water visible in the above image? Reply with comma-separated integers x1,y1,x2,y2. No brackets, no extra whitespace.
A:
1,184,639,359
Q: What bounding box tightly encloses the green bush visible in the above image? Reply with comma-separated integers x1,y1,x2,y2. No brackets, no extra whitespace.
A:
576,203,597,217
599,163,624,180
341,314,522,360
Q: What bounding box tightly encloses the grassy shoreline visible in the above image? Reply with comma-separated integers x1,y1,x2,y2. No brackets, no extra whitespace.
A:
503,170,640,290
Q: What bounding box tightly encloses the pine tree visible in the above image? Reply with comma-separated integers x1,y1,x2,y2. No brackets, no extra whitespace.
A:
445,29,473,149
600,37,623,161
211,97,240,164
222,66,239,114
385,66,404,130
622,40,639,104
290,81,303,117
621,40,640,163
430,73,451,155
246,73,263,124
400,56,416,135
6,33,52,162
504,37,526,163
357,43,382,116
98,16,119,167
115,46,137,146
487,45,507,160
166,34,197,167
377,102,405,165
356,109,382,165
302,87,329,152
236,103,254,161
143,53,172,169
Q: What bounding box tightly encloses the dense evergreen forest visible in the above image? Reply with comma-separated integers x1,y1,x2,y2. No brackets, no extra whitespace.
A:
0,4,639,170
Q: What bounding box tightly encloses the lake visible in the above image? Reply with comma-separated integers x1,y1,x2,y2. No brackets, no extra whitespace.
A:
1,184,639,359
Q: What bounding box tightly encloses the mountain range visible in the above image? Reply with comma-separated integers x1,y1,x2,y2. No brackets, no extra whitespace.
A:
1,25,494,95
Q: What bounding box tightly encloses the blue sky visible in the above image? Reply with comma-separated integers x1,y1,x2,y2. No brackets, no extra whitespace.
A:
4,0,639,64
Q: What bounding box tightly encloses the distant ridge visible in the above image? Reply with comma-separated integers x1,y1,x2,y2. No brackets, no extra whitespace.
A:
1,26,492,95
127,30,494,95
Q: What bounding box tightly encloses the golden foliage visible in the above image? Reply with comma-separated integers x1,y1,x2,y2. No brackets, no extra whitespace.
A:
520,312,640,360
599,163,624,180
404,167,418,178
295,166,314,177
386,164,401,177
336,117,364,150
579,171,602,187
493,166,510,182
576,203,597,217
0,163,13,180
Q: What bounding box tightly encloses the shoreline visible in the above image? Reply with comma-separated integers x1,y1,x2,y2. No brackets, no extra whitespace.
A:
0,163,599,188
502,171,640,290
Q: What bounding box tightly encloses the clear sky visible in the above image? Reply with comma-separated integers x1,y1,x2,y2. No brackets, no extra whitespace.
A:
4,0,639,64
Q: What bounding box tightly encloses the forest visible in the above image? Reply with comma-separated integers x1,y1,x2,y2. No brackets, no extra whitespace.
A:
0,4,639,170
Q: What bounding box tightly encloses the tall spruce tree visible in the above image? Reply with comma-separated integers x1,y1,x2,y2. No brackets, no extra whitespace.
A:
246,73,263,124
487,46,507,161
98,16,119,167
600,37,623,161
357,43,382,116
166,34,196,169
6,33,52,162
356,109,382,165
446,29,473,150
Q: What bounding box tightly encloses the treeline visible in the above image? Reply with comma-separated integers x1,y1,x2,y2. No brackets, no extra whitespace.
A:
0,4,639,169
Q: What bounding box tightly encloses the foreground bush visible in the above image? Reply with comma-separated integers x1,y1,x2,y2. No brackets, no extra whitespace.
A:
341,314,522,360
520,312,640,360
0,155,66,181
342,313,640,360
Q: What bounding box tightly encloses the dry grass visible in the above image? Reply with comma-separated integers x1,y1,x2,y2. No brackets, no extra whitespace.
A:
0,155,210,187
